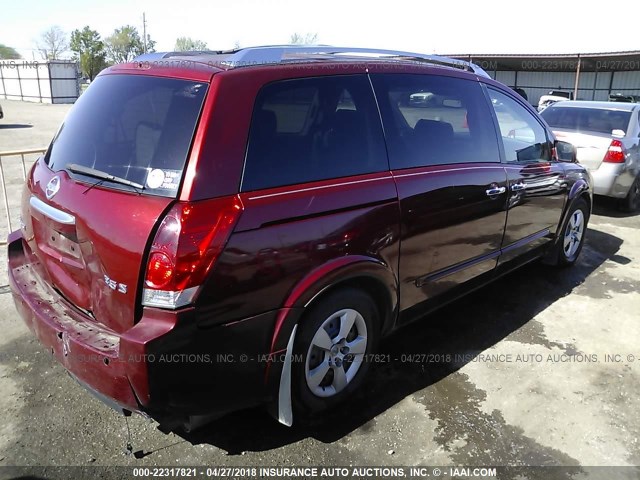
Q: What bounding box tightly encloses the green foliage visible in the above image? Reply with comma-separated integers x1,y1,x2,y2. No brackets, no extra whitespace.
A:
105,25,156,64
0,44,21,59
70,26,107,80
174,37,208,52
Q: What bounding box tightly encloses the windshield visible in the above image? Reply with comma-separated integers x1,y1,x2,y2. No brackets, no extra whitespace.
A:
46,74,208,197
541,107,631,135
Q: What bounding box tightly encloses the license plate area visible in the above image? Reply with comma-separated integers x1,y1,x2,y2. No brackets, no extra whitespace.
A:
31,215,83,268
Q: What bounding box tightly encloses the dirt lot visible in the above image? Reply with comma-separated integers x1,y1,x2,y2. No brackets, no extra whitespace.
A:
0,100,639,479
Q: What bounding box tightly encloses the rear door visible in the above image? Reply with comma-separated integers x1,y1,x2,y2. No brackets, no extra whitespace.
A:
23,74,208,333
371,73,507,311
486,87,567,265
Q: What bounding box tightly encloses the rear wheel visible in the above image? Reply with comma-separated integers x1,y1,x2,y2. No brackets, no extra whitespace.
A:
618,176,639,213
292,288,379,415
555,198,589,266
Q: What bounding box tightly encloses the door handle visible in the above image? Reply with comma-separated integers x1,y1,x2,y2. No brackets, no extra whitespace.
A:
511,182,526,192
485,186,506,196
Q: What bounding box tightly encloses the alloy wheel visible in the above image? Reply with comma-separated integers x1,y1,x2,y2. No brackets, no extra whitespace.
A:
304,308,368,398
563,209,584,258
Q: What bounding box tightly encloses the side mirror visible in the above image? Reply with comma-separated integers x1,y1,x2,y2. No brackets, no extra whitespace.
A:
555,140,577,163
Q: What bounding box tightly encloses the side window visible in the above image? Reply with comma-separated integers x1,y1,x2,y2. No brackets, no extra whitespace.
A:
370,74,500,170
241,75,388,192
488,88,551,163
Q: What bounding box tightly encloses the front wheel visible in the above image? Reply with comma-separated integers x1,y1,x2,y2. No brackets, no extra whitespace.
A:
292,288,379,416
555,198,589,266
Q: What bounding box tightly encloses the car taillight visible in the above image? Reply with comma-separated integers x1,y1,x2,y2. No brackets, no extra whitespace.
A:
603,139,626,163
142,195,243,309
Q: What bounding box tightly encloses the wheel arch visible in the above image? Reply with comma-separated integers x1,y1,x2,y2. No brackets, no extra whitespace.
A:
308,275,394,336
264,255,398,426
544,182,591,265
569,178,592,203
272,255,398,353
564,180,592,227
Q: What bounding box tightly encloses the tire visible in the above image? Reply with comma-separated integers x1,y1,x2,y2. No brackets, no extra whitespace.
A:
618,176,639,213
554,198,589,267
292,288,380,416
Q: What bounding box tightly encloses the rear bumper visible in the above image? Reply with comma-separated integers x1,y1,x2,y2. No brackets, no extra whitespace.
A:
7,230,279,419
591,162,636,198
8,231,144,412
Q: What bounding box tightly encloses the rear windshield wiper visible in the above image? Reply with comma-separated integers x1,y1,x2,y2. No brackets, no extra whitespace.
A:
66,163,145,191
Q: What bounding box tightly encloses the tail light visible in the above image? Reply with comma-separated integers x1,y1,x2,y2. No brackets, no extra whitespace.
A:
603,139,626,163
142,195,243,309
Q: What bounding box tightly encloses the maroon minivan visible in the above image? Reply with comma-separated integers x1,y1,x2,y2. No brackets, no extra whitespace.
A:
7,46,592,429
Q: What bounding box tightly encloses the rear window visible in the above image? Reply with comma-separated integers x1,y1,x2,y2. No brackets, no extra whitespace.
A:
541,107,632,135
241,75,388,192
46,75,207,197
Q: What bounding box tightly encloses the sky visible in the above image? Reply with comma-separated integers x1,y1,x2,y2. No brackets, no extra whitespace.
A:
2,0,640,60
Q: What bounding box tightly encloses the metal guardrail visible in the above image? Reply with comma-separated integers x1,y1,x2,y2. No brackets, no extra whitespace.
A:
0,147,47,237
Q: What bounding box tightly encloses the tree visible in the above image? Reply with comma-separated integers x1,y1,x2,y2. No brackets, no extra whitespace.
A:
37,26,68,60
105,25,155,64
70,26,107,80
143,33,156,54
0,44,21,59
289,33,318,45
174,37,208,52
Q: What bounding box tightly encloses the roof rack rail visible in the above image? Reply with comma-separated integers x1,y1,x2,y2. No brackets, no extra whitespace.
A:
133,50,232,61
133,46,490,78
221,45,490,77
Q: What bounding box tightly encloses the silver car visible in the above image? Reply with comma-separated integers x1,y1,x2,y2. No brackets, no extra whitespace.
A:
541,101,640,211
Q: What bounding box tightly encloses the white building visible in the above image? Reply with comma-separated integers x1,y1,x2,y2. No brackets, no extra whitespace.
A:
0,60,80,104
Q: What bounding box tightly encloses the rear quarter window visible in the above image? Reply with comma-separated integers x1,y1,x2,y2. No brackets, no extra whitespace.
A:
46,75,207,197
241,75,388,192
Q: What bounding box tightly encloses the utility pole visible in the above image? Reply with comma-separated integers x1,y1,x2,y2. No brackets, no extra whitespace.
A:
573,54,581,101
143,12,147,54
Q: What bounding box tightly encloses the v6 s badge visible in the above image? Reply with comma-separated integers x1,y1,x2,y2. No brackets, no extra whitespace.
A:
104,274,127,294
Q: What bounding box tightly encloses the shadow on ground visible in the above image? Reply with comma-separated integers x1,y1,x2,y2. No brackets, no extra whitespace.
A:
592,195,639,218
158,226,624,457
